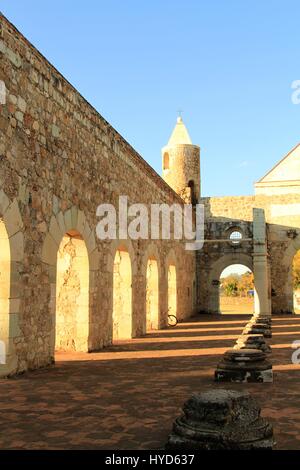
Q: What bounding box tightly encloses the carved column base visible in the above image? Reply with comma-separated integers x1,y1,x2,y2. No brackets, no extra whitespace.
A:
166,389,274,450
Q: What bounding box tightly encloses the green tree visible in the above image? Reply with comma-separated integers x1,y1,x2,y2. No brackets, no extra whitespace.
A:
221,275,239,297
220,271,254,297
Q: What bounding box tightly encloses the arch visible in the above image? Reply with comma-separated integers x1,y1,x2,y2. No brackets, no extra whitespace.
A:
146,258,159,331
282,238,300,313
166,249,178,321
112,245,132,340
41,206,98,359
208,254,253,314
141,244,162,332
293,249,300,313
188,180,196,204
0,220,11,366
55,231,89,352
219,263,254,314
107,239,137,341
168,265,177,317
0,193,24,377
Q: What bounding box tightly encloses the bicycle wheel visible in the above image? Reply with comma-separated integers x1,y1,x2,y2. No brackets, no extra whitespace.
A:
168,315,178,327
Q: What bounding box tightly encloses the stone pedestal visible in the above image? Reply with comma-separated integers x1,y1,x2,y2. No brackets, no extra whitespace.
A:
250,317,272,328
253,314,272,324
243,323,272,338
215,348,273,383
166,389,274,450
234,334,271,354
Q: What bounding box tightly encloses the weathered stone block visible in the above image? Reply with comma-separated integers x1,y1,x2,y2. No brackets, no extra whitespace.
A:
166,389,274,450
234,334,271,354
215,349,273,383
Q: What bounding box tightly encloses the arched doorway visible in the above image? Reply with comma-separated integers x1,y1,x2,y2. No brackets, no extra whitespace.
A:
219,264,254,314
113,247,132,340
163,152,170,170
146,258,159,331
0,219,10,365
55,231,89,352
168,264,177,318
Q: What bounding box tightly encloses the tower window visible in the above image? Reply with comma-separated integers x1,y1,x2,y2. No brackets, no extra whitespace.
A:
163,152,170,170
188,180,197,205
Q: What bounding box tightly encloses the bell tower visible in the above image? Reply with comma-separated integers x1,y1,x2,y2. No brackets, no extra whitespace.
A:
162,116,200,204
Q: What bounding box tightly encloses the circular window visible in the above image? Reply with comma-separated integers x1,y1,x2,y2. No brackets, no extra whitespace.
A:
229,230,242,245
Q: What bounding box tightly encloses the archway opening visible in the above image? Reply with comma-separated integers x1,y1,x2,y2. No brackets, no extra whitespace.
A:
146,258,159,331
293,250,300,313
188,180,196,205
113,247,132,341
219,264,254,314
168,264,177,318
0,219,10,365
55,231,89,352
163,152,170,170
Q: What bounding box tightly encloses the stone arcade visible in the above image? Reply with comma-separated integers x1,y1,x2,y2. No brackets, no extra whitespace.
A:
1,13,300,378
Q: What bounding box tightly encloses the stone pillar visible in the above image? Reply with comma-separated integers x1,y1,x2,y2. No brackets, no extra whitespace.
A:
253,208,271,316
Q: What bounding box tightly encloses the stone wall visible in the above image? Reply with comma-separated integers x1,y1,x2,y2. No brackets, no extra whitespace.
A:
0,14,196,376
1,12,299,378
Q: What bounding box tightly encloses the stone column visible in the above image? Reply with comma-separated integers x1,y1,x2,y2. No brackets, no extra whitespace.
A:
253,208,271,316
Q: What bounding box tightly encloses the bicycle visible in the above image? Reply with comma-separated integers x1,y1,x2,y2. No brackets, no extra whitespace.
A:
167,313,178,327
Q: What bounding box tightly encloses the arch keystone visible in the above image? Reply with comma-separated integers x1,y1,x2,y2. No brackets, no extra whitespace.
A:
57,211,66,236
76,210,86,235
71,206,78,229
64,209,72,232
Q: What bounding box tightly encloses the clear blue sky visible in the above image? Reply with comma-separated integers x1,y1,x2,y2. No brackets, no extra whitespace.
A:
1,0,299,196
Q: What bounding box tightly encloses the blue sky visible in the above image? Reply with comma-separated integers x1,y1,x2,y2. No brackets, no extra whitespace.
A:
1,0,299,196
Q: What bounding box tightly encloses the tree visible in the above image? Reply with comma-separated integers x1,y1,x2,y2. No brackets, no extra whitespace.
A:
220,271,254,297
238,271,254,296
220,275,239,297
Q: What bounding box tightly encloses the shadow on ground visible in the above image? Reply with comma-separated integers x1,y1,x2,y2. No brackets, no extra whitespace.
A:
0,314,299,449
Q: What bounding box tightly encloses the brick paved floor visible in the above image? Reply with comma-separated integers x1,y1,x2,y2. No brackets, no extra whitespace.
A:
0,314,300,450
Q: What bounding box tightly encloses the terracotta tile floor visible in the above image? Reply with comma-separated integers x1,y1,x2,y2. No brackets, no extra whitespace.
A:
0,314,300,450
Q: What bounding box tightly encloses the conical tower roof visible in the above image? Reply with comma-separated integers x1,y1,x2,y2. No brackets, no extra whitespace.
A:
168,116,192,146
